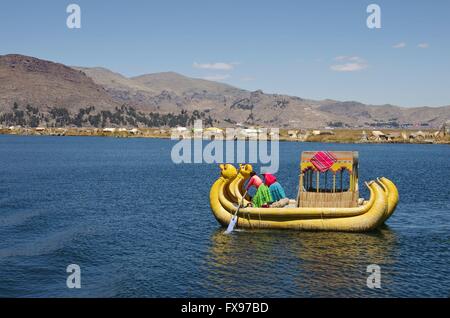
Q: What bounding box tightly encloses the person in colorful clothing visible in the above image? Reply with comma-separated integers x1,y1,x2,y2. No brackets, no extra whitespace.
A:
246,172,272,208
262,173,290,208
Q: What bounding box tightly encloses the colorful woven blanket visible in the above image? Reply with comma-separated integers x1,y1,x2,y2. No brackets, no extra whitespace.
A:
311,151,337,172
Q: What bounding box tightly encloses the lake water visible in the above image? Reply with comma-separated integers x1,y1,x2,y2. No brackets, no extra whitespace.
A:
0,135,449,297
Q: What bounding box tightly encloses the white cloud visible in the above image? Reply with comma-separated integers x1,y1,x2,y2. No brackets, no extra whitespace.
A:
334,55,348,61
418,43,429,49
202,74,231,81
193,62,238,71
331,63,366,72
393,42,406,48
330,56,368,72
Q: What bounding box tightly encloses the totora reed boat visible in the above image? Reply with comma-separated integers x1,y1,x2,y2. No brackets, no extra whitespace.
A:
209,151,398,232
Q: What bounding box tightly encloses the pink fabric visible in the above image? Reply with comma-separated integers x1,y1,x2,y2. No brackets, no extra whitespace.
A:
246,175,263,190
310,151,337,172
262,173,277,187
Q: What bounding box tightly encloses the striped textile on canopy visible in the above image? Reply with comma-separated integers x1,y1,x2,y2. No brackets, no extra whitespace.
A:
310,151,338,172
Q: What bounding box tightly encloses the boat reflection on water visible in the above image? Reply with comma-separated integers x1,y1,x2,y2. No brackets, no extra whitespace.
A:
202,226,399,297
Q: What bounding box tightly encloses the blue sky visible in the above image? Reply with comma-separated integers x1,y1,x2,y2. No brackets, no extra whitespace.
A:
0,0,449,107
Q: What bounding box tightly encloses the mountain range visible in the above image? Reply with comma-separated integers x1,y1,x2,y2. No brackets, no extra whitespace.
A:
1,54,449,129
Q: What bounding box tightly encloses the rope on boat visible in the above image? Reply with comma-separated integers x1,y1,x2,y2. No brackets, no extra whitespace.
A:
246,209,253,230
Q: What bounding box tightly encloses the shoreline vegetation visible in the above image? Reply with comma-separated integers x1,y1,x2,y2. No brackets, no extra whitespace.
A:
1,126,449,144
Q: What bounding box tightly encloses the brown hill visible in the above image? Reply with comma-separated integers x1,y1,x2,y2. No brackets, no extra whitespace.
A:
79,66,450,129
1,54,449,129
0,54,119,113
72,67,353,128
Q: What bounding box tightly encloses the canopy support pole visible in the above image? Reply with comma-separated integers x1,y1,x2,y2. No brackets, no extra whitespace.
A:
333,173,336,193
316,171,319,193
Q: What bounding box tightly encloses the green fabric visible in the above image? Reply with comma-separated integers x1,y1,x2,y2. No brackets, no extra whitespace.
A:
252,184,273,208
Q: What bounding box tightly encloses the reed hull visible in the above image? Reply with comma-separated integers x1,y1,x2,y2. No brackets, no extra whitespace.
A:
209,164,398,232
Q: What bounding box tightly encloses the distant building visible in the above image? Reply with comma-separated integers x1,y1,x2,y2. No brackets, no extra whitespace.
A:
238,127,263,140
401,132,408,140
440,120,450,135
312,130,335,136
288,130,298,139
408,131,426,141
297,130,310,141
360,131,368,141
172,127,187,133
268,130,280,140
204,127,223,134
371,130,387,141
203,127,224,140
172,126,190,139
386,132,401,141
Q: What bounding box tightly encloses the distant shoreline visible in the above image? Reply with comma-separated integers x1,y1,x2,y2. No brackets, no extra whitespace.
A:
1,127,449,145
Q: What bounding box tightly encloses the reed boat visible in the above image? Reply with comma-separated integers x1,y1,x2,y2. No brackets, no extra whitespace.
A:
209,151,398,232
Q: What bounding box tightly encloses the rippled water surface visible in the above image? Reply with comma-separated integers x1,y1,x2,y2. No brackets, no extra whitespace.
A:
0,136,449,297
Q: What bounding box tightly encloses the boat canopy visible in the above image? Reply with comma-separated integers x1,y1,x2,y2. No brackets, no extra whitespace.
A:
300,151,358,173
297,151,359,208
